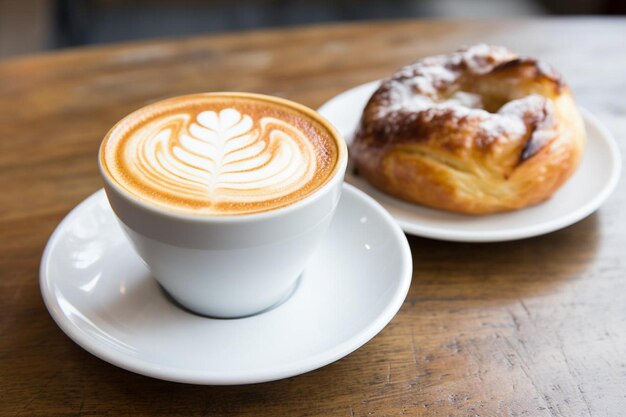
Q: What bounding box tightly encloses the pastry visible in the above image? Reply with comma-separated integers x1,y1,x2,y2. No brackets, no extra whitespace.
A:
351,44,585,214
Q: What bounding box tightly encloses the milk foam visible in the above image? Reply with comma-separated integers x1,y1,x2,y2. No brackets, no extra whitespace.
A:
101,95,338,215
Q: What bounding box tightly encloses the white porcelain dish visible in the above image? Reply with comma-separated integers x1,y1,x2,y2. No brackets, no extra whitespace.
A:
40,183,412,385
318,81,621,242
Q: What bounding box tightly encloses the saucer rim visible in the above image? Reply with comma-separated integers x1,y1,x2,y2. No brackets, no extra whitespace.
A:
40,183,412,385
318,81,622,242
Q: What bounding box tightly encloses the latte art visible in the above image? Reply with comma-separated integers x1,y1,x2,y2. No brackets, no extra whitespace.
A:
100,94,340,215
134,108,316,202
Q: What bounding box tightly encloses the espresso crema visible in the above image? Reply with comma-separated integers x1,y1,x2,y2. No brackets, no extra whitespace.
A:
100,93,340,215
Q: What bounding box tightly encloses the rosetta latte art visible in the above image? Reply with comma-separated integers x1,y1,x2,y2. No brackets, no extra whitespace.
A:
101,94,340,215
127,108,317,206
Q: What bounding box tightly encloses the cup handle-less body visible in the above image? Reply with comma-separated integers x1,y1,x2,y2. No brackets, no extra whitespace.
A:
99,92,348,318
102,166,345,318
116,209,336,317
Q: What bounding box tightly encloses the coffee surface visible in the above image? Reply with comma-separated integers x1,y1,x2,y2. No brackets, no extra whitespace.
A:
100,94,340,215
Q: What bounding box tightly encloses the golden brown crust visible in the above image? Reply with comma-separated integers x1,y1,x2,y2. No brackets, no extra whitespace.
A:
351,44,585,214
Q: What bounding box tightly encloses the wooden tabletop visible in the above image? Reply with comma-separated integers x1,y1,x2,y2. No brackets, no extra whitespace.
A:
2,18,625,417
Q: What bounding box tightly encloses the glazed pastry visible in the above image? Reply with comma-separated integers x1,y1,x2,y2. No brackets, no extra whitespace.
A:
351,44,585,214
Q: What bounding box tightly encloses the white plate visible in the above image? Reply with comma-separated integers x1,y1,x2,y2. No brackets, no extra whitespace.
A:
319,81,621,242
40,184,412,385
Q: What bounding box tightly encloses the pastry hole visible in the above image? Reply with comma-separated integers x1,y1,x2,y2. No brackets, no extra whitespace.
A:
480,93,514,113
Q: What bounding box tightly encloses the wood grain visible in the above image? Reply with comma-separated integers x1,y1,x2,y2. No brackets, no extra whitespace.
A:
1,19,625,417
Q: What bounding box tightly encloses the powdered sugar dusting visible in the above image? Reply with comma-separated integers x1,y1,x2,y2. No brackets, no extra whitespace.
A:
365,44,558,145
461,44,517,74
376,44,521,118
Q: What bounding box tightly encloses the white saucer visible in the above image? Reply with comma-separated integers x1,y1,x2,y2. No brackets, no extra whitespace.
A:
319,81,621,242
40,183,412,385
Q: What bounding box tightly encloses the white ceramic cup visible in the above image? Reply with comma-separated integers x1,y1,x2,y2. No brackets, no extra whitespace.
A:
99,94,347,318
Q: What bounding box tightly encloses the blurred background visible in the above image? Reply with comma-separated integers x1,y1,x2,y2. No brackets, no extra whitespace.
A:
1,0,625,59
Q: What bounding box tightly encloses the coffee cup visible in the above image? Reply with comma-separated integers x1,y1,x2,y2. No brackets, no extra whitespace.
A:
99,93,347,318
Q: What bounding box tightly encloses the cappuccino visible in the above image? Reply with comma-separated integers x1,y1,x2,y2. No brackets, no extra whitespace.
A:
100,93,340,215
